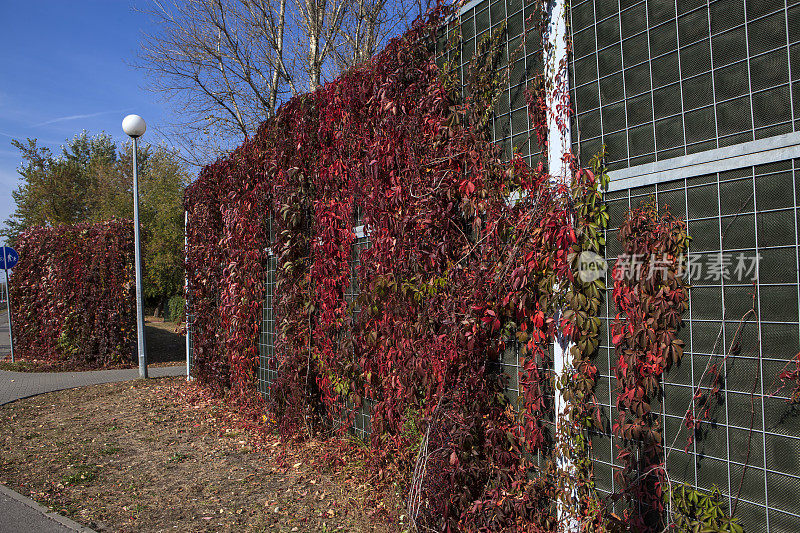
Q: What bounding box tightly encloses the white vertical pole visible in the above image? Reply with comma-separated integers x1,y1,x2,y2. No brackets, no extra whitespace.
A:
132,137,148,379
4,251,13,363
545,0,579,531
185,210,191,380
546,0,571,182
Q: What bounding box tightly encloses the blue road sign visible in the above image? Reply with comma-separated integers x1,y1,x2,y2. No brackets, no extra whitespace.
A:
1,247,18,269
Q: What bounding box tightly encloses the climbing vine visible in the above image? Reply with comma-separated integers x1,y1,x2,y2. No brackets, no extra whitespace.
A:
778,352,800,404
611,201,690,530
11,220,136,367
182,2,756,531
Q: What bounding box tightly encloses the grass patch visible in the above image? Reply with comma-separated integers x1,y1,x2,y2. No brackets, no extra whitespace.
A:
100,443,121,455
62,464,99,485
166,452,190,463
0,378,401,531
0,361,42,372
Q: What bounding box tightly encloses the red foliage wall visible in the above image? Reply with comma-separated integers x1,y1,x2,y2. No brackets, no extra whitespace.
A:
10,220,136,367
184,8,609,531
181,5,748,531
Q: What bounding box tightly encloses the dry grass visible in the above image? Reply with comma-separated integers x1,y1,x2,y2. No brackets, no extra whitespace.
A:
0,378,406,532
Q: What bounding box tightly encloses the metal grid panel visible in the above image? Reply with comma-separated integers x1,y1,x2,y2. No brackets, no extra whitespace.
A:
501,340,554,468
570,0,799,171
345,235,370,313
594,160,800,531
502,342,522,405
442,0,545,167
258,218,278,400
347,232,373,441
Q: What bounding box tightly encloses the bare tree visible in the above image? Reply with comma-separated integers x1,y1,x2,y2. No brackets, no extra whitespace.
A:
138,0,432,164
139,0,294,163
331,0,438,72
247,0,297,109
292,0,347,89
332,0,389,70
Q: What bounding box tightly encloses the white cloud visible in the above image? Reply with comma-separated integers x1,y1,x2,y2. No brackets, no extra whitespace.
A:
34,110,124,127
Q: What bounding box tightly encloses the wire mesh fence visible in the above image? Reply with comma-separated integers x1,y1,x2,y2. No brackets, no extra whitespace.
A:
253,217,373,438
347,230,373,441
438,0,544,166
258,217,278,400
593,160,800,531
570,0,800,171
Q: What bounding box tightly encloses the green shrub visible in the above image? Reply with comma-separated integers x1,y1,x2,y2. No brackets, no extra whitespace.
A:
167,295,186,323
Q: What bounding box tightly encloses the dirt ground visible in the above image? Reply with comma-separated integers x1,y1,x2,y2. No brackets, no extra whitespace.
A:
143,318,186,365
0,378,405,532
0,317,184,372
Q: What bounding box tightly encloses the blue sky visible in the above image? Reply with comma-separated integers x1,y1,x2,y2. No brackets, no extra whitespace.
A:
0,0,176,232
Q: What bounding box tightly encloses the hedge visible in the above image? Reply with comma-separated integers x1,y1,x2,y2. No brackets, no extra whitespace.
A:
10,219,136,367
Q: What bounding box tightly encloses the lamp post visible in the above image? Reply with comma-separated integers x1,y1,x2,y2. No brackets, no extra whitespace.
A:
122,114,148,379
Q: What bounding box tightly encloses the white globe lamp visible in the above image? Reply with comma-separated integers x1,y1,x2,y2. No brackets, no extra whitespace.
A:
122,114,147,138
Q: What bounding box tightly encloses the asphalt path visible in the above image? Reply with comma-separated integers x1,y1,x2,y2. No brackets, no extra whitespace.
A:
0,484,93,532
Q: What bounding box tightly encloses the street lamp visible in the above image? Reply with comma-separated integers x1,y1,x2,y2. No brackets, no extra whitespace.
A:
122,114,148,379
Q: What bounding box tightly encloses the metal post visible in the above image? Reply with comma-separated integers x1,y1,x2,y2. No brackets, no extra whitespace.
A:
133,137,148,378
545,0,578,530
546,0,571,182
185,210,191,380
4,257,13,363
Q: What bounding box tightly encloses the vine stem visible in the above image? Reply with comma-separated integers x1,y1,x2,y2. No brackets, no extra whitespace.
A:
665,190,755,461
731,353,760,518
666,306,754,460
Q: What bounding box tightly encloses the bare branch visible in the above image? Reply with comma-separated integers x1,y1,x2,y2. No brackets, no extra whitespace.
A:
137,0,418,162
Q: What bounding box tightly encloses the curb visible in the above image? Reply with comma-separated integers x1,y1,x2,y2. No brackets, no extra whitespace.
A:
0,483,96,532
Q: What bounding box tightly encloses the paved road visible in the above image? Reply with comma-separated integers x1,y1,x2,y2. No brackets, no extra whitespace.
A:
0,365,185,406
0,484,93,532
